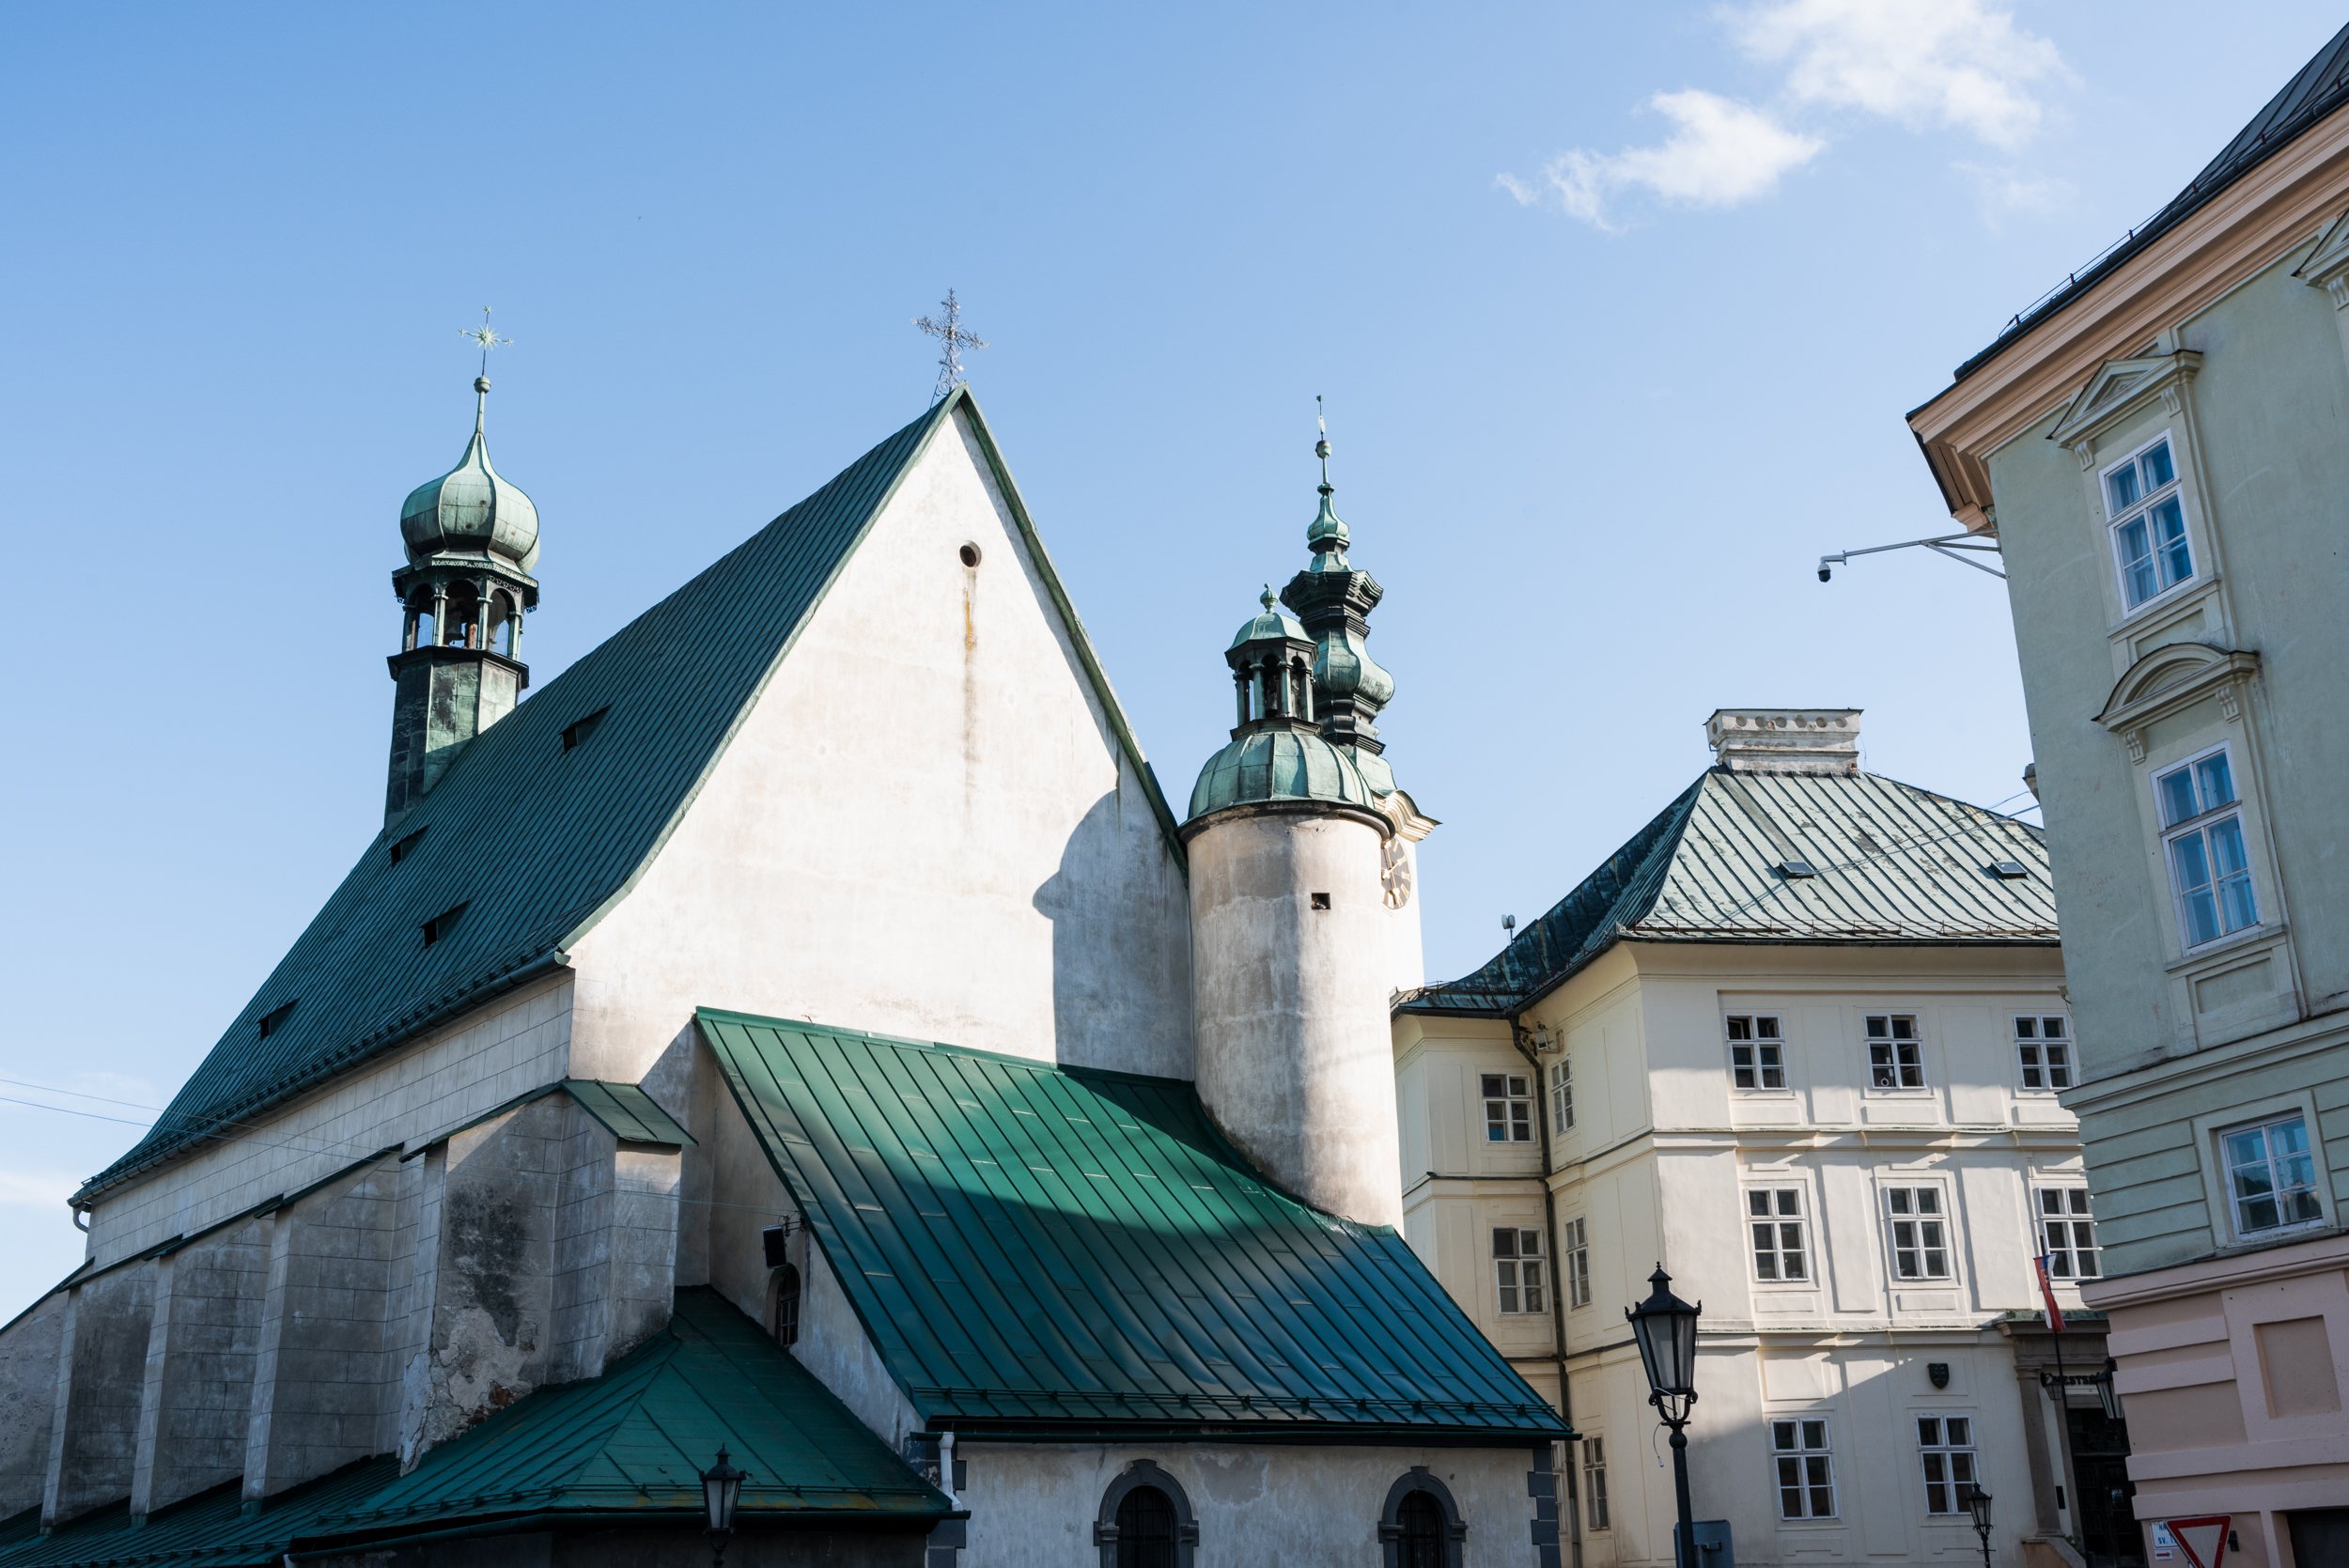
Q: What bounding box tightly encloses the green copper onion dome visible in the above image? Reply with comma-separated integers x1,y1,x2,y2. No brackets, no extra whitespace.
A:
1187,726,1378,820
400,377,541,572
1229,586,1305,650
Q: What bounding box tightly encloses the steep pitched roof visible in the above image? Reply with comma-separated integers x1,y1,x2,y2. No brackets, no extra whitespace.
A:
1402,768,2056,1017
703,1010,1571,1445
0,1292,948,1568
1955,22,2349,380
85,390,1180,1202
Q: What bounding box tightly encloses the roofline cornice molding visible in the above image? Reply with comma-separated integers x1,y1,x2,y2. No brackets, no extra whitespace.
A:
2046,350,2202,469
2293,206,2349,305
2092,642,2261,762
1906,102,2349,527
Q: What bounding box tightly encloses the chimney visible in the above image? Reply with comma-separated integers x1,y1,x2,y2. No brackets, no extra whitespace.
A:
1704,708,1861,775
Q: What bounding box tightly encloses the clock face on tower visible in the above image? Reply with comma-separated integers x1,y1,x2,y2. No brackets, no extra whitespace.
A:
1381,835,1413,909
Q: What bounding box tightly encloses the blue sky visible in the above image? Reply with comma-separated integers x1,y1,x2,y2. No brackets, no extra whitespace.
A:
2,1,2341,1303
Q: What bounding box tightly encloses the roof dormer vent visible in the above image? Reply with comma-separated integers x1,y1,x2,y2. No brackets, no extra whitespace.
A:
1705,708,1861,775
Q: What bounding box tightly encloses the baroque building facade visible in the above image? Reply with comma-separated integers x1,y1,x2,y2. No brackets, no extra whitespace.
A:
1394,711,2123,1567
0,385,1566,1566
1907,22,2349,1567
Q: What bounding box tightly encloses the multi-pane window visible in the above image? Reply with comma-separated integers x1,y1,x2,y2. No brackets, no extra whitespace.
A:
2222,1113,2323,1236
1866,1015,1925,1089
2156,749,2258,949
1582,1436,1610,1531
2105,435,2194,609
1728,1015,1786,1090
1917,1416,1979,1514
1483,1073,1533,1143
2015,1015,2073,1091
1748,1188,1810,1282
1561,1216,1591,1308
1884,1187,1952,1281
1550,1058,1576,1131
1493,1227,1547,1313
1770,1418,1837,1519
2037,1188,2100,1280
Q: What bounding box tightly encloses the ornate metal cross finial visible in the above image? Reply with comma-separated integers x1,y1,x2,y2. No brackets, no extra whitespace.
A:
459,305,512,380
913,289,988,401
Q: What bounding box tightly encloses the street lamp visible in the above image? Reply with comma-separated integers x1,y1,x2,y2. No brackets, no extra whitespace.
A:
1964,1482,1994,1568
2097,1356,2124,1422
1626,1265,1702,1568
702,1446,748,1567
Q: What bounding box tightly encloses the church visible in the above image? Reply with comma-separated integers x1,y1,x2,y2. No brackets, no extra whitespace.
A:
0,375,1570,1566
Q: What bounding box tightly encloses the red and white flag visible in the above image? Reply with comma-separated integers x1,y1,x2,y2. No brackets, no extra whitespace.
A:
2034,1252,2066,1334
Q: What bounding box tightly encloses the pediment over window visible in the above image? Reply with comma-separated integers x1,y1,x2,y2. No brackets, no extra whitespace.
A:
2094,641,2260,762
2295,209,2349,307
2048,350,2201,469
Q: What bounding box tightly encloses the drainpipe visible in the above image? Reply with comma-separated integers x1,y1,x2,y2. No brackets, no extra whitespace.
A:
1513,1014,1579,1568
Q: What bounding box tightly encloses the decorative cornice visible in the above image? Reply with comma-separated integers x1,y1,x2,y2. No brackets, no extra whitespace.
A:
2293,207,2349,306
2092,642,2260,762
2046,350,2201,470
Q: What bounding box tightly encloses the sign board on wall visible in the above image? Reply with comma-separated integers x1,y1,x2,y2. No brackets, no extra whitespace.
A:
2152,1516,2230,1568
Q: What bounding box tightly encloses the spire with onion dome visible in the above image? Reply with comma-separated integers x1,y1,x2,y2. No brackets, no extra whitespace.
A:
1281,399,1396,794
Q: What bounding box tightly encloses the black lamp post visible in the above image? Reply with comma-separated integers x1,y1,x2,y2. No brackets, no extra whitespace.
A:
702,1446,748,1567
1626,1265,1702,1568
1964,1482,1994,1568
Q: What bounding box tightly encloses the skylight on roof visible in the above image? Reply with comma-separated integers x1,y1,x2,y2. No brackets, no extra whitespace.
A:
561,706,610,752
422,902,469,946
388,827,427,865
1988,860,2031,879
1777,860,1819,879
257,1001,296,1039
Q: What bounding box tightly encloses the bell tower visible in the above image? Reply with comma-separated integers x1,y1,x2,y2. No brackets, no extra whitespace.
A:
383,373,541,825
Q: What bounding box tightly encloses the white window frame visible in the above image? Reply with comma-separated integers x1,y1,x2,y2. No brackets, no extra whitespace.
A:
1482,1071,1533,1144
1883,1184,1952,1281
1561,1215,1591,1309
2155,743,2260,952
1728,1014,1787,1092
2035,1186,2100,1280
1747,1187,1811,1284
2014,1014,2073,1092
2218,1111,2326,1239
1550,1057,1576,1132
1916,1414,1980,1515
1492,1226,1548,1314
1769,1417,1838,1520
2102,429,2196,611
1580,1435,1610,1531
1865,1014,1926,1092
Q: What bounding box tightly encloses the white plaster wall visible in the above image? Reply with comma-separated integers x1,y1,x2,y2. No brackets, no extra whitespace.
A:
957,1440,1543,1568
1189,811,1402,1227
567,407,1192,1085
81,976,574,1269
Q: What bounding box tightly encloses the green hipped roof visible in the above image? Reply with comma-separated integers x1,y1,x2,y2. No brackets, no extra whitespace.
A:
702,1009,1570,1445
0,1291,948,1568
1402,766,2058,1017
83,388,1182,1203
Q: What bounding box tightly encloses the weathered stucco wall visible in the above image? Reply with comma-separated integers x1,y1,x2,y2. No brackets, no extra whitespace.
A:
1189,809,1402,1227
131,1218,267,1516
567,407,1193,1086
0,1293,65,1516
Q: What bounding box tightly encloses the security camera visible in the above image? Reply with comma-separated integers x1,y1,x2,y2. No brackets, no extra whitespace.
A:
1817,564,1833,582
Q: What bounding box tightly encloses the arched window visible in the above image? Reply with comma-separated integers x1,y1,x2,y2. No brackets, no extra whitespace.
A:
1379,1468,1465,1568
770,1265,801,1347
1094,1461,1195,1568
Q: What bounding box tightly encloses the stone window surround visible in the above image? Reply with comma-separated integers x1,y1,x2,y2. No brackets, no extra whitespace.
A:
1376,1467,1468,1568
2190,1088,2333,1251
1093,1459,1198,1568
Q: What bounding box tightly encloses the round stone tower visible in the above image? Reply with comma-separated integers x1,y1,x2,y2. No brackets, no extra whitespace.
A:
1183,422,1422,1230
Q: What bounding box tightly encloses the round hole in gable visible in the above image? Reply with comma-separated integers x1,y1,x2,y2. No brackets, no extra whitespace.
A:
959,543,982,568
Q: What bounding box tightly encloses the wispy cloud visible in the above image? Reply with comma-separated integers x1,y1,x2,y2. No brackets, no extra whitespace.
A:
1504,0,2071,229
0,1169,76,1212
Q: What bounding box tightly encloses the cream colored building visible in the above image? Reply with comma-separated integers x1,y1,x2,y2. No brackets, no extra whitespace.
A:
1395,711,2118,1568
1906,23,2349,1567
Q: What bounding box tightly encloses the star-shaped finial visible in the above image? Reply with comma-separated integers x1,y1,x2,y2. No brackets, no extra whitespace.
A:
459,305,512,377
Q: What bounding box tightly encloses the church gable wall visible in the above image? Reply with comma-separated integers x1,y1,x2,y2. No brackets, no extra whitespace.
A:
82,974,573,1270
566,407,1192,1084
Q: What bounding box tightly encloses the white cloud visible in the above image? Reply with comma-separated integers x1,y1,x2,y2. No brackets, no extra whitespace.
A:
0,1169,76,1212
1958,161,2073,227
1734,0,2072,151
1510,90,1825,230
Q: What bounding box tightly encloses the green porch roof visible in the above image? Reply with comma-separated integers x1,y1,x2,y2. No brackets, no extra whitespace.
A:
1402,766,2057,1017
83,388,1182,1203
702,1009,1570,1445
0,1291,948,1568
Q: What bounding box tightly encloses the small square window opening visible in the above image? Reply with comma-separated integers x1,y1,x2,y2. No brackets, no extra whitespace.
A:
1728,1015,1786,1090
1481,1073,1533,1143
1866,1015,1925,1090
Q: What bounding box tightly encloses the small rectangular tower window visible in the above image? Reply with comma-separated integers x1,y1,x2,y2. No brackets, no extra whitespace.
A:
2036,1188,2099,1279
2157,747,2258,948
1549,1058,1575,1131
1560,1216,1590,1308
1771,1419,1837,1519
1917,1416,1979,1514
1748,1188,1809,1282
1581,1436,1610,1531
1309,891,1330,909
2015,1016,2073,1090
1492,1227,1547,1313
1866,1015,1925,1089
1884,1187,1951,1280
1482,1073,1532,1142
2104,434,2194,609
1728,1015,1785,1090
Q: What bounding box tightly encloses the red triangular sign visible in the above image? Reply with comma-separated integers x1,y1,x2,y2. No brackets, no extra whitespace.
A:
2167,1515,2229,1568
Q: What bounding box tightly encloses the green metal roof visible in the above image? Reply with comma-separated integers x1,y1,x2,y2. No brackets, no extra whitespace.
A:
83,388,1183,1203
702,1008,1570,1445
0,1291,947,1568
561,1079,693,1146
1185,727,1380,824
1403,767,2057,1016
